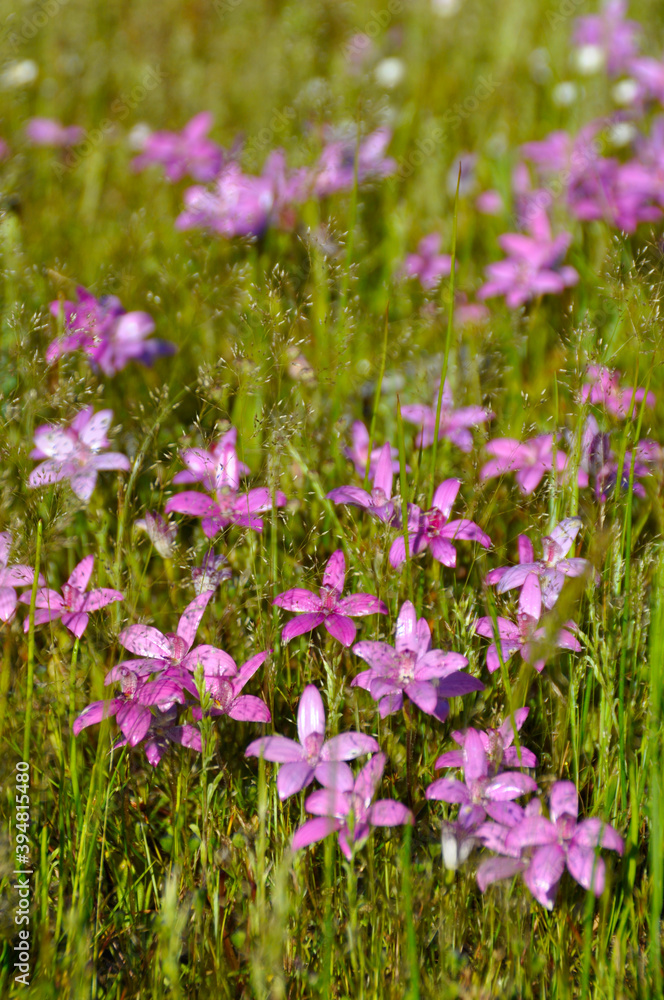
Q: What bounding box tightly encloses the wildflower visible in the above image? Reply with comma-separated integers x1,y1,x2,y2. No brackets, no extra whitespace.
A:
486,518,591,609
165,477,287,537
291,753,413,858
327,441,395,523
475,573,581,674
401,234,451,289
389,479,491,569
20,555,123,638
478,213,578,308
134,512,177,558
572,1,641,77
132,112,224,182
426,728,538,828
245,684,379,799
191,552,231,595
313,127,395,197
28,407,130,502
110,592,216,678
572,416,651,500
113,706,202,767
172,427,250,492
479,781,624,908
47,287,174,376
402,381,493,451
343,421,400,478
25,117,84,147
436,708,538,773
582,363,655,418
480,434,568,495
187,649,272,723
273,550,387,647
73,668,186,746
0,531,44,623
352,600,483,721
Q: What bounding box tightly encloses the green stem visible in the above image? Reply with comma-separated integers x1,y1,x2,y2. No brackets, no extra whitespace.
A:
396,396,414,605
362,309,390,492
68,636,82,823
23,519,43,762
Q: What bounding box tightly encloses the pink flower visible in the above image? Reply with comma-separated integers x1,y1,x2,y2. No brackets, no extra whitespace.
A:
187,649,271,723
480,434,568,495
25,117,84,147
313,127,395,197
73,668,187,748
28,407,130,502
582,363,656,418
327,441,395,523
426,728,538,829
132,112,224,182
47,287,174,376
20,555,123,638
245,685,379,799
389,479,491,569
402,380,493,451
273,550,388,647
475,574,581,674
0,531,44,623
435,708,538,774
172,427,250,492
478,213,578,308
112,706,202,767
165,481,287,537
479,781,624,909
343,421,400,479
485,518,591,609
352,600,483,721
401,234,451,289
134,512,177,558
573,0,641,76
292,753,413,859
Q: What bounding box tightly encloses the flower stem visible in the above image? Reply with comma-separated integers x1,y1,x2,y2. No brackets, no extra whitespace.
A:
23,518,42,763
68,635,82,823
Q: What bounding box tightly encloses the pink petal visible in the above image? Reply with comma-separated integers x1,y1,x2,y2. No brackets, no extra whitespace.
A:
425,778,471,804
573,819,624,855
273,588,321,612
519,574,542,620
322,550,345,592
228,695,271,722
517,535,535,563
181,645,236,675
549,780,579,823
116,703,152,746
165,492,219,516
305,788,351,818
523,844,565,910
78,409,113,449
497,564,537,593
0,586,17,622
354,753,386,808
429,536,457,567
404,680,437,714
335,594,388,617
324,614,357,647
298,685,326,744
321,732,379,761
292,817,341,851
485,771,538,800
281,612,325,642
506,817,558,851
477,856,526,892
69,468,99,501
276,761,315,799
61,611,89,637
441,519,492,548
245,736,304,763
72,698,122,735
82,588,124,612
566,845,606,895
119,624,171,658
176,591,213,651
314,761,355,792
369,800,413,827
464,729,487,781
432,479,461,518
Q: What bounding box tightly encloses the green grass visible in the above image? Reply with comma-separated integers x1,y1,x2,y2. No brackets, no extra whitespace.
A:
1,0,664,996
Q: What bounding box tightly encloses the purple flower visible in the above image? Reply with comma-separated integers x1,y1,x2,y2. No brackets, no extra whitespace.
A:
47,287,175,376
475,573,582,674
389,479,491,569
191,552,231,595
573,1,641,76
112,706,202,767
273,550,388,647
478,214,578,308
426,728,538,829
402,381,493,451
245,684,379,799
480,434,568,495
313,128,395,197
292,753,413,859
109,592,216,680
135,512,178,558
172,427,250,492
343,421,400,479
572,416,651,500
566,155,661,232
352,600,483,721
401,234,451,289
183,649,271,723
480,781,624,909
176,151,308,238
73,668,187,748
582,364,656,418
327,442,395,522
25,117,84,147
20,555,123,638
132,112,224,182
436,708,538,774
165,479,287,537
486,518,591,609
630,57,664,105
0,531,44,623
28,407,130,502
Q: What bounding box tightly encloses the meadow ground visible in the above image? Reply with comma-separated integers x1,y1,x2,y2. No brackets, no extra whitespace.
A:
1,0,664,996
